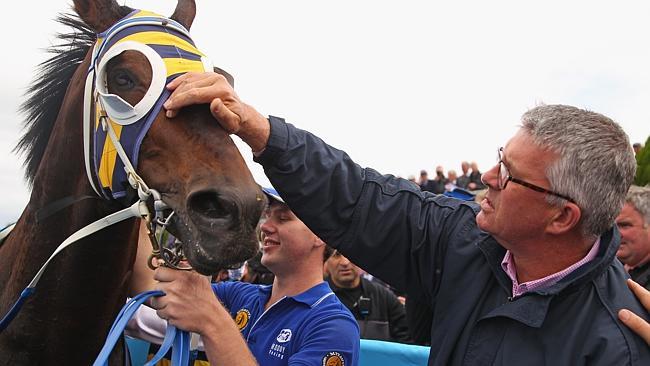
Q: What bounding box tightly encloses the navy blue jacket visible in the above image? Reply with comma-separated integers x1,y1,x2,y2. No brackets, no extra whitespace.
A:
255,116,650,365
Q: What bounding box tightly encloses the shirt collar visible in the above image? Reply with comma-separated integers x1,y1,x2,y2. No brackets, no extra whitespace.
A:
257,281,335,308
501,238,601,297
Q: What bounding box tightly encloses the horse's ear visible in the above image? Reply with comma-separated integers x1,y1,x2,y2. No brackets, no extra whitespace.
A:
214,67,235,88
73,0,130,33
170,0,196,30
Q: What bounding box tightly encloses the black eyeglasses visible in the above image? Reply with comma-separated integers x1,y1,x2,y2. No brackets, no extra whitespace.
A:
497,147,576,203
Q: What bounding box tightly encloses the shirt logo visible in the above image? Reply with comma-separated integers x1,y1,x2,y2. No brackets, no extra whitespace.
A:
322,351,345,366
276,328,292,343
234,309,251,331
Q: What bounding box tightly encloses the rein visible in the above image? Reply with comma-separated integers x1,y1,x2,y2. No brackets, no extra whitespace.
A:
1,10,214,364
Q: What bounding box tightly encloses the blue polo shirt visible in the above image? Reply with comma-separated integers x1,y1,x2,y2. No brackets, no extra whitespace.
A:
212,281,360,366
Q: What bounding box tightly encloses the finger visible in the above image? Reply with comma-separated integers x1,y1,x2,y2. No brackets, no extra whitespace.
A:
619,309,650,344
166,72,197,90
164,85,220,112
165,108,179,119
627,279,650,310
149,293,168,310
171,73,222,95
156,309,170,321
210,98,241,133
153,266,178,282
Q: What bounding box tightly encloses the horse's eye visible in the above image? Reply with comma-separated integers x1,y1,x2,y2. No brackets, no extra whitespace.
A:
109,69,136,92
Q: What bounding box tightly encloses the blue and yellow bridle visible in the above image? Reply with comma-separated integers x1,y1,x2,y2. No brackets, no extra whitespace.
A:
83,9,213,201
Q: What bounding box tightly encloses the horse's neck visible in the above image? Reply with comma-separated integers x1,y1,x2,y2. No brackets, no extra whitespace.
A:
0,64,138,362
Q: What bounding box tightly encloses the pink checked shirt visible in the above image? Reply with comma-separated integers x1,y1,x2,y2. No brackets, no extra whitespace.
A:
501,239,601,298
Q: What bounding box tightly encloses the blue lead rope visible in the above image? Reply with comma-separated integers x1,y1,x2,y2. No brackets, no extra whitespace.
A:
0,287,35,332
93,290,190,366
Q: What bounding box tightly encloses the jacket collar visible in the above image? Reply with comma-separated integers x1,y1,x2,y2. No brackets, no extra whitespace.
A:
477,227,619,328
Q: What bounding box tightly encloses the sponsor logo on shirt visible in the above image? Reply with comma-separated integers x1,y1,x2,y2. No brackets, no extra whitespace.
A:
269,342,287,360
234,308,251,331
276,328,292,343
322,351,345,366
268,329,292,360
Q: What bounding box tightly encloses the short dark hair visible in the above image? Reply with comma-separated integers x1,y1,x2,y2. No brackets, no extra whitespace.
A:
323,245,335,263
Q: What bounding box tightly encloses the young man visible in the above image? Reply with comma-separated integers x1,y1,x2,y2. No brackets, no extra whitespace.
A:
161,72,649,365
130,187,359,366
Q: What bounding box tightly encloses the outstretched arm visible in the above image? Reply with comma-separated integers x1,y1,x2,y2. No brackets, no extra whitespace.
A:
618,279,650,345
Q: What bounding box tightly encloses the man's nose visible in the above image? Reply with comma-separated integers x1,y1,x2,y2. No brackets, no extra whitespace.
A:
481,163,500,190
339,256,352,266
260,220,275,236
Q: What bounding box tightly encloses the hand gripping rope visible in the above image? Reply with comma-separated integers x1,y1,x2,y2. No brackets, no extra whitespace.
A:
92,290,190,366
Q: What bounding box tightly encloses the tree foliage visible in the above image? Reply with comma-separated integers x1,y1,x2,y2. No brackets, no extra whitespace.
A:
634,135,650,186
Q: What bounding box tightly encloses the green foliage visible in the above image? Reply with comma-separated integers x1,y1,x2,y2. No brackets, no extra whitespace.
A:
635,136,650,186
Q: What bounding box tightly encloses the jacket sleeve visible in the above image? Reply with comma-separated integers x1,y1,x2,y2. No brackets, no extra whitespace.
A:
386,292,411,343
255,116,480,297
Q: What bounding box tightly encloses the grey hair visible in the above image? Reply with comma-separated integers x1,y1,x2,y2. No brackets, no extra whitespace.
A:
625,185,650,225
520,104,636,237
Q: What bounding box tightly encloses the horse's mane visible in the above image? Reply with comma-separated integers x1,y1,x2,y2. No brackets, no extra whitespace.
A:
13,14,96,184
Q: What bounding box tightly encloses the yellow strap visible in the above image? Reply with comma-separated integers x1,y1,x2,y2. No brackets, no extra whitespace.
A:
116,31,204,58
97,121,123,188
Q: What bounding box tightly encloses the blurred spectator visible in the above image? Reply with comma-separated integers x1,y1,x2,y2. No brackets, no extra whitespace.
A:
445,170,458,192
616,185,650,289
418,170,431,190
241,250,275,285
634,142,643,155
456,161,471,189
473,188,488,204
467,161,486,190
325,251,410,343
419,169,445,194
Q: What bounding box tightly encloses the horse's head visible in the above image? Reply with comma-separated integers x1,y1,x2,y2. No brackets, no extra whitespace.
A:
74,0,264,274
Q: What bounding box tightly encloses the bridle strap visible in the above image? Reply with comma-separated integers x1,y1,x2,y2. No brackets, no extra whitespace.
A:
0,199,148,332
35,195,100,223
27,199,149,288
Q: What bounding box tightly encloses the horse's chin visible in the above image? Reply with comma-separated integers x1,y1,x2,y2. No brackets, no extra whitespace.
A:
168,214,259,275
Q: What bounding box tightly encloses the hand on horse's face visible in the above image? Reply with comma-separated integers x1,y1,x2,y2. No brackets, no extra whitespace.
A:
163,71,270,152
151,267,223,334
164,72,243,131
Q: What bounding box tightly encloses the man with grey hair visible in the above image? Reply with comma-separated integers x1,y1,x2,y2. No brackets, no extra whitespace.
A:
162,71,650,365
616,185,650,289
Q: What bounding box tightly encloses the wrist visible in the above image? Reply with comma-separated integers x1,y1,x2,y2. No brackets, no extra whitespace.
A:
238,104,270,152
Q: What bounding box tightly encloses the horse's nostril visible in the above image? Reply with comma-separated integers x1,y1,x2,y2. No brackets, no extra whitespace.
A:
188,191,232,220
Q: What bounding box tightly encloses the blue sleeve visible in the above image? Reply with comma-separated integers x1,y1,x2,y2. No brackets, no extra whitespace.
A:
288,312,360,366
211,281,253,313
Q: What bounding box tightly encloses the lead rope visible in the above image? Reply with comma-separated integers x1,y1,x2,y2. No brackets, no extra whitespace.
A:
92,291,190,366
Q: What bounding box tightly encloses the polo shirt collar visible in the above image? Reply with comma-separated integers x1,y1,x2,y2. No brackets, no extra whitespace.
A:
257,281,334,308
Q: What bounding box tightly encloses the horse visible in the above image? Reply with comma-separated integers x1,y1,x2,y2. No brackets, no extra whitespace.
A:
0,0,264,364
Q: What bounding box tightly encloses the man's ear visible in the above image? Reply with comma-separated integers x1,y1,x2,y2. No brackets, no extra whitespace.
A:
314,236,326,249
213,67,234,88
546,202,582,235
